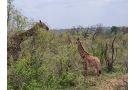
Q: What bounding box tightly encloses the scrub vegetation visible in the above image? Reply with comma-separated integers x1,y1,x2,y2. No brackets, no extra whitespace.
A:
7,0,128,90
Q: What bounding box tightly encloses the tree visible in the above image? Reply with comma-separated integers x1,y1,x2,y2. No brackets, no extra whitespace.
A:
121,26,128,34
104,37,116,72
7,0,30,31
90,24,103,50
7,0,14,27
111,26,119,34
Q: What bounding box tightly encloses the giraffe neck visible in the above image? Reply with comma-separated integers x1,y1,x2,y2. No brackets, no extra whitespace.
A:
77,40,89,58
11,26,38,47
20,25,38,39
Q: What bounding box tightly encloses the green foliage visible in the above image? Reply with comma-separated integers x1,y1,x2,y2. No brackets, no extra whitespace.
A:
111,26,119,34
8,27,128,90
22,80,41,90
111,26,128,35
7,0,31,31
7,6,128,89
58,72,76,87
92,48,105,65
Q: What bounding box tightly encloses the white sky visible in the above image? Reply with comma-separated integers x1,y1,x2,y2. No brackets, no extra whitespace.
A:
13,0,128,29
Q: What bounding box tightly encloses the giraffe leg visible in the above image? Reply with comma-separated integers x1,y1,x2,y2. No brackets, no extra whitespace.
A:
83,61,88,83
95,66,101,76
93,61,101,76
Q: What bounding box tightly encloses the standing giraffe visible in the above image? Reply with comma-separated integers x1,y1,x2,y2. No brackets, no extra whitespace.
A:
76,38,101,77
7,20,49,65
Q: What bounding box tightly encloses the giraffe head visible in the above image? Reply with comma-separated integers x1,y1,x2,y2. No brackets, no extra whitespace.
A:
33,20,49,31
76,38,80,45
24,20,49,36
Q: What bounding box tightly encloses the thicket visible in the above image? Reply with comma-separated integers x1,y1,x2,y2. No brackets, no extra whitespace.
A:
8,28,128,90
7,0,128,89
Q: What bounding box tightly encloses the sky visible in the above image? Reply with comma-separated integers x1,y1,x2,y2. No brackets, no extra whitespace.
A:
13,0,128,29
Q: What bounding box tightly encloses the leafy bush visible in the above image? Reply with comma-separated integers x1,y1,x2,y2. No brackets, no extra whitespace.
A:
8,27,128,90
58,72,76,87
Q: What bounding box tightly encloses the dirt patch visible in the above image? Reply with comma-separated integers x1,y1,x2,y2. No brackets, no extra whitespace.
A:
98,74,128,90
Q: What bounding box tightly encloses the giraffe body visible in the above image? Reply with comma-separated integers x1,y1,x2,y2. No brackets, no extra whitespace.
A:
77,38,101,76
7,20,49,65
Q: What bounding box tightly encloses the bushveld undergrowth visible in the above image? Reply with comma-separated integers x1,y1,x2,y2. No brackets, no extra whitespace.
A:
8,28,128,90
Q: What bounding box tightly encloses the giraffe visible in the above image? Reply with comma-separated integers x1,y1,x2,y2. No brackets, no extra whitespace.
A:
76,38,101,77
7,20,49,65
